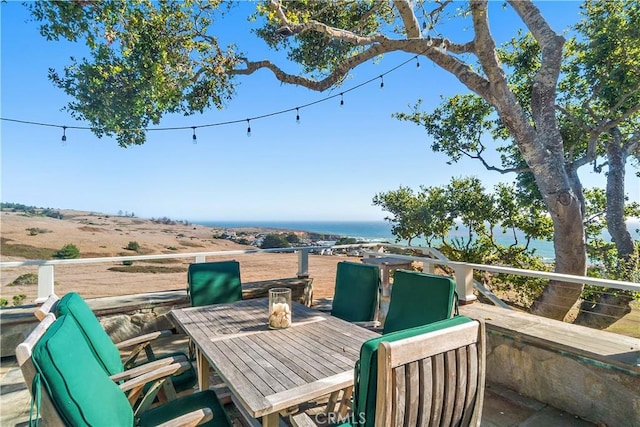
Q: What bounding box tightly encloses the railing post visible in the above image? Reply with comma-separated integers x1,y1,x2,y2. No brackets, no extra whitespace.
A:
297,249,309,278
453,264,477,304
35,265,55,303
421,249,435,274
423,261,435,274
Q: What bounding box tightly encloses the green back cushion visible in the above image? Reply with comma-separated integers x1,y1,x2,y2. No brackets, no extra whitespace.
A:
382,271,456,334
32,314,133,426
187,261,242,307
331,262,380,322
55,292,124,376
354,316,472,427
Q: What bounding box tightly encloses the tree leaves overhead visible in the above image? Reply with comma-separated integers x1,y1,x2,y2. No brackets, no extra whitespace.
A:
28,0,238,147
253,0,393,78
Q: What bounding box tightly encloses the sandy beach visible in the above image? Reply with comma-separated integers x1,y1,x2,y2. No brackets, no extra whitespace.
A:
1,209,352,304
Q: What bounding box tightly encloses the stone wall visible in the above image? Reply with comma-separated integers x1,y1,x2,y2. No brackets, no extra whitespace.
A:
460,303,640,427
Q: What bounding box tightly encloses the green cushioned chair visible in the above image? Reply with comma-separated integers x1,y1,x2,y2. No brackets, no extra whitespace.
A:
55,292,197,395
187,261,243,307
291,316,485,427
382,270,457,334
331,261,380,323
354,316,473,427
21,314,232,426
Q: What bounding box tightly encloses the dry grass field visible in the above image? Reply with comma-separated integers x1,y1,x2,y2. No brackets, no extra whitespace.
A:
1,210,349,305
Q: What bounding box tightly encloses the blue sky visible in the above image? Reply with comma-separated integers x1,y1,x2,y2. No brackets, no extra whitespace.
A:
2,1,638,221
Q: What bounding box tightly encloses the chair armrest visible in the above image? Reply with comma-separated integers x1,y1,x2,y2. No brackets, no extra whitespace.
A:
155,408,213,427
119,361,190,393
110,354,188,383
290,412,317,427
115,329,173,350
34,294,59,321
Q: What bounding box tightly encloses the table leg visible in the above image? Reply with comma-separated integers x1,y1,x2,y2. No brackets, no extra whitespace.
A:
196,348,210,391
261,413,279,427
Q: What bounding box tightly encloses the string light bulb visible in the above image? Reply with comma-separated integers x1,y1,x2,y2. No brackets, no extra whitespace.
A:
296,108,300,124
4,47,436,140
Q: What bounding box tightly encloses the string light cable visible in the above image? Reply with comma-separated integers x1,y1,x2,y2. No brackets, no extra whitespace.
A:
1,51,428,141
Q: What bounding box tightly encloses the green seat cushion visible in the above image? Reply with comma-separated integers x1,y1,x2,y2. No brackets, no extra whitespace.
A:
331,262,380,322
32,314,134,426
137,390,232,427
382,271,456,334
188,261,242,307
55,292,124,376
354,316,472,427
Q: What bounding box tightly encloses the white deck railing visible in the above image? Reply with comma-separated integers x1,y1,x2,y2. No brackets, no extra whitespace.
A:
1,243,638,304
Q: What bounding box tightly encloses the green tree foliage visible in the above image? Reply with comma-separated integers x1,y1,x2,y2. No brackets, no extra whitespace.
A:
28,0,239,147
260,234,291,249
335,237,357,245
284,232,300,244
54,243,80,259
374,178,553,306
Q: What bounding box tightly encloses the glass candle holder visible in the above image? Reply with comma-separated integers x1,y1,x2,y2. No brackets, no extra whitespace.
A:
268,288,292,329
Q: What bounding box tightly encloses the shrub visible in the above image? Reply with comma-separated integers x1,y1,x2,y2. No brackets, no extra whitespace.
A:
12,294,27,306
54,243,80,259
126,241,141,251
0,298,8,307
122,260,134,266
260,234,291,249
335,237,357,245
9,273,38,286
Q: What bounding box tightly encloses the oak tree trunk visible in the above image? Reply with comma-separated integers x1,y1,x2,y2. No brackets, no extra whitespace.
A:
574,131,636,328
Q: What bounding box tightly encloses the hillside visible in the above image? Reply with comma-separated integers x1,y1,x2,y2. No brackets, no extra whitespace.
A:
1,210,346,304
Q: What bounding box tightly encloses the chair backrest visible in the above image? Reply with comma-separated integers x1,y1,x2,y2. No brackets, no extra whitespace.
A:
382,270,457,334
331,261,380,322
55,292,125,376
353,316,475,427
16,313,134,426
16,314,66,426
187,260,243,307
375,318,486,427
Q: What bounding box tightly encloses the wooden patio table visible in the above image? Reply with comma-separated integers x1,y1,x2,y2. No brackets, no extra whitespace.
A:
170,298,379,427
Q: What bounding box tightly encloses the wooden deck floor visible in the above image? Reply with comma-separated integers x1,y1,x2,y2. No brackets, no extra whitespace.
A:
1,332,597,427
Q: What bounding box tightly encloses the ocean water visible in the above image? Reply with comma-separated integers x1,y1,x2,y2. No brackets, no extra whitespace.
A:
196,220,560,260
